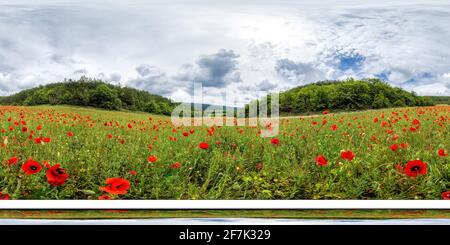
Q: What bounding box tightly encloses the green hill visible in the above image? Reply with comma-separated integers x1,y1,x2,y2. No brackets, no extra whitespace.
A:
0,77,175,115
246,78,435,115
425,96,450,105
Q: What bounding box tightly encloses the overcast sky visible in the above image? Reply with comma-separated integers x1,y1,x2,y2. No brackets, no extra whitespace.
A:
1,0,449,106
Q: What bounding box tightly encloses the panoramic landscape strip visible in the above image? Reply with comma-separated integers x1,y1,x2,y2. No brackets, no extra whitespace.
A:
0,79,448,200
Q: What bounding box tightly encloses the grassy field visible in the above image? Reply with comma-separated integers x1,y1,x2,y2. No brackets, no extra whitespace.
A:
0,210,449,220
0,105,449,200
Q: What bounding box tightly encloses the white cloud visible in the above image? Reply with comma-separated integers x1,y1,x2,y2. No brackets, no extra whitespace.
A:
0,0,449,105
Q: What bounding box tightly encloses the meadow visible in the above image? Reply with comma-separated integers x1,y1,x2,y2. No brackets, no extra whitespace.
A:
0,105,448,200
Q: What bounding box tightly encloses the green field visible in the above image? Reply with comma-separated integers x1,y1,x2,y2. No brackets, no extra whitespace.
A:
0,105,449,200
0,210,449,220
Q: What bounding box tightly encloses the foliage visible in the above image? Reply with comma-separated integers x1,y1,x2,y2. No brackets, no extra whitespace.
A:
259,78,435,115
0,77,175,115
0,105,448,200
426,96,450,105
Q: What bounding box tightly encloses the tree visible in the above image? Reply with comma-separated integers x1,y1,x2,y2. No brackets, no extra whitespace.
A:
372,93,391,109
89,84,122,110
144,101,161,114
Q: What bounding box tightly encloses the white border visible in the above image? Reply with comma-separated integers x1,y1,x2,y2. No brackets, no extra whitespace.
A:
0,200,449,209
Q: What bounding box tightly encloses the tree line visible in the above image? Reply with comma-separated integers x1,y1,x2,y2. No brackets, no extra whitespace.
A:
245,78,436,115
0,77,175,115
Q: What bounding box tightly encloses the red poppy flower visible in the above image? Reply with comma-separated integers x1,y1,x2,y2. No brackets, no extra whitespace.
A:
182,132,189,137
43,137,51,143
67,131,74,137
442,191,450,200
315,155,328,166
189,129,195,134
394,164,403,171
46,164,69,186
170,162,181,169
98,194,112,200
22,159,42,175
390,144,398,151
0,192,11,200
404,160,427,177
270,138,280,145
400,142,409,149
256,163,264,171
99,178,130,195
8,156,18,166
22,126,27,132
340,150,355,161
147,155,158,163
34,137,42,144
129,170,137,175
199,142,209,149
438,149,448,157
330,124,338,131
322,110,329,115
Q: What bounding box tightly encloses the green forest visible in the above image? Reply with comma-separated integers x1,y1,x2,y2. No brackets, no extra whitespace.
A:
0,77,175,115
0,77,446,116
277,78,436,114
425,96,450,105
245,78,438,115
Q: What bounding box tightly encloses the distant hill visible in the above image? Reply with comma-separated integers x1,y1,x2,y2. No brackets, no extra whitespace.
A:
425,96,450,105
245,78,436,115
0,77,175,115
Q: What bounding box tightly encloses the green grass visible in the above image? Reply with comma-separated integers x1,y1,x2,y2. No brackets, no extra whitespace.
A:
1,210,449,220
0,105,449,200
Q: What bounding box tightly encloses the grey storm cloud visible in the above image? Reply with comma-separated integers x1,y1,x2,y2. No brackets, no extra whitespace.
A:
175,49,241,88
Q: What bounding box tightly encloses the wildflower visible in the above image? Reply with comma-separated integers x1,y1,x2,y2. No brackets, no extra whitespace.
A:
438,149,448,157
442,191,450,200
98,194,112,200
270,138,280,145
390,144,399,151
315,155,328,166
256,163,264,171
99,178,130,195
170,162,181,169
147,155,158,163
8,156,18,166
199,142,209,149
46,164,69,186
22,159,42,175
404,160,427,177
0,192,11,200
340,150,355,161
